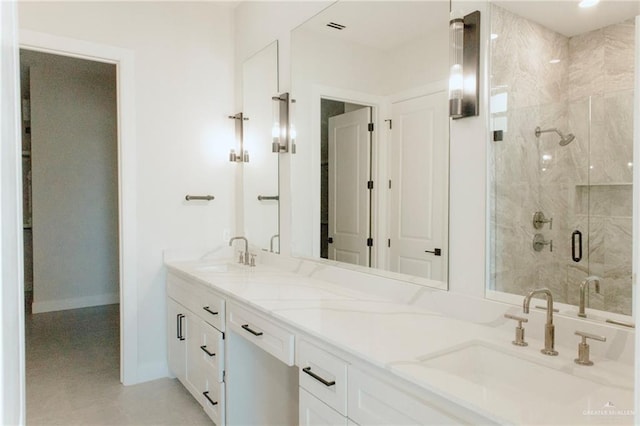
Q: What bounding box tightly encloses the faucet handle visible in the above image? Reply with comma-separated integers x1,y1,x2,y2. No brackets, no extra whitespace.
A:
504,313,528,346
250,254,256,267
574,330,606,366
238,251,245,264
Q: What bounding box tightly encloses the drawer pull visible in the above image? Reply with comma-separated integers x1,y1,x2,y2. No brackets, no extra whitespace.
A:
302,367,336,387
241,324,263,336
203,306,218,316
203,391,218,406
200,345,215,357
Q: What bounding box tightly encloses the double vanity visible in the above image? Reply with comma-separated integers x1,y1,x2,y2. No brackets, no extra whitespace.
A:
165,248,634,425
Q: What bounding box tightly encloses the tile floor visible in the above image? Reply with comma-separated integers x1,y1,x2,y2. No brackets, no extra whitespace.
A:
25,302,212,425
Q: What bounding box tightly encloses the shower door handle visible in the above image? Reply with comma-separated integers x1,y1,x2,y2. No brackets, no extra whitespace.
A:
572,230,582,262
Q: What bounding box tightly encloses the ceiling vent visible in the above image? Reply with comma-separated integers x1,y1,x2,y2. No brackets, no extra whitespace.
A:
326,22,346,30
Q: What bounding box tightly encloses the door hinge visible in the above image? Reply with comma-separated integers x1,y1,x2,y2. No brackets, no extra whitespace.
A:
367,238,373,247
367,180,374,190
328,237,334,244
384,119,392,129
387,239,391,248
223,370,226,382
368,122,374,132
388,180,392,189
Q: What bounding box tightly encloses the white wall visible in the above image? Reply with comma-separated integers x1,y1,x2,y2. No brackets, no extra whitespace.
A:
29,53,119,313
1,0,26,423
19,1,236,383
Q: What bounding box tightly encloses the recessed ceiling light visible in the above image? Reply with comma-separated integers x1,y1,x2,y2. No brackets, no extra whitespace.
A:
491,33,499,40
579,0,599,8
549,59,561,64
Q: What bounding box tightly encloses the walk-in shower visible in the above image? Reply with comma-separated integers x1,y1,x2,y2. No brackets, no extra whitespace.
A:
534,126,575,146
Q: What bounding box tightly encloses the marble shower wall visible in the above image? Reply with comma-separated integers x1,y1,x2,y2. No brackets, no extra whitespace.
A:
490,5,635,316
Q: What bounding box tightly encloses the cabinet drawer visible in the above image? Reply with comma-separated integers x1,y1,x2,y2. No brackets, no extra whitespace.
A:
348,367,470,425
199,321,224,383
168,272,225,332
199,289,226,332
202,372,225,426
227,302,295,366
300,388,347,426
298,339,348,415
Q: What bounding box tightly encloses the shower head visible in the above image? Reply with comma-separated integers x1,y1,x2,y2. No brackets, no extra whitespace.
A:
535,126,575,146
559,133,575,146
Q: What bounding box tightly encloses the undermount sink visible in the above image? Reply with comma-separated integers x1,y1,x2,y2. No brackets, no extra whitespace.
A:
194,263,245,273
416,341,633,416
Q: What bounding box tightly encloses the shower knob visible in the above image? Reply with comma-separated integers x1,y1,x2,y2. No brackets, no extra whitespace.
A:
533,234,553,252
533,211,553,230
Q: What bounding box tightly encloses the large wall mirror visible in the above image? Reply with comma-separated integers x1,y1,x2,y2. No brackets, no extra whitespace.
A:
290,1,450,289
488,1,639,320
242,41,280,253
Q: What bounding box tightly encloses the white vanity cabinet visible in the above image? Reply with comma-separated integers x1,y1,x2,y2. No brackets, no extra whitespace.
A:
167,272,226,425
297,338,492,426
298,339,349,425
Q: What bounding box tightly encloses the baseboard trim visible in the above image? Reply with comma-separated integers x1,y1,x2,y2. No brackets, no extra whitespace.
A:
32,293,119,313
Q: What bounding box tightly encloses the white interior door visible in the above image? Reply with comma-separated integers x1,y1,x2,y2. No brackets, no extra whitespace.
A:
389,91,448,280
328,107,371,266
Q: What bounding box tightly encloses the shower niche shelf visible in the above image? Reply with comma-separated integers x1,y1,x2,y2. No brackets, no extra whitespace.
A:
574,182,632,187
574,183,632,218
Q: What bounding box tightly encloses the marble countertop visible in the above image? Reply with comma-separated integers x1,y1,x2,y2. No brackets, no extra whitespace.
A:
165,259,634,425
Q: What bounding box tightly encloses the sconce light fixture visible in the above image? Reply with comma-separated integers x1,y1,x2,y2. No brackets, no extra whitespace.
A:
272,92,292,153
229,112,249,163
449,10,480,119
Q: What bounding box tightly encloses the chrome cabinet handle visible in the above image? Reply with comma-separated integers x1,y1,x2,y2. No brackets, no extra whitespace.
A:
203,306,218,316
241,324,263,336
200,345,215,357
302,367,336,387
203,391,218,406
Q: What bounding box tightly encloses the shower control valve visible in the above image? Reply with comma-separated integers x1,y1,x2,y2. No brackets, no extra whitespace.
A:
533,234,553,252
533,211,553,230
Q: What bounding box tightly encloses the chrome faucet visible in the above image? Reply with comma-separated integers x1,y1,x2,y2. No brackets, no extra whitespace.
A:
578,276,601,318
269,234,280,253
228,236,249,265
523,288,558,356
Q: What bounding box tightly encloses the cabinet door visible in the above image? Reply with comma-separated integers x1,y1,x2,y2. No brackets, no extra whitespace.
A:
203,372,226,426
185,313,204,398
167,298,187,382
300,388,348,426
200,320,225,383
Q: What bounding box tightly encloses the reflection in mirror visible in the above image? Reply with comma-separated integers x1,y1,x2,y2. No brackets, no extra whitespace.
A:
242,41,280,253
291,1,450,288
488,2,638,317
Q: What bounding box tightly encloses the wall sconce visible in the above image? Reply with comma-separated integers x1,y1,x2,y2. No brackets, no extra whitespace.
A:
272,92,291,153
449,10,480,119
229,112,249,163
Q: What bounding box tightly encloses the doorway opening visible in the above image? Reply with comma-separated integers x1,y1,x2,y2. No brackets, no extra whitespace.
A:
20,49,121,419
320,98,372,266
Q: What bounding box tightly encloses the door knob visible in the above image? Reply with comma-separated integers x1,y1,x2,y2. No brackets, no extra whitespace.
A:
425,248,441,256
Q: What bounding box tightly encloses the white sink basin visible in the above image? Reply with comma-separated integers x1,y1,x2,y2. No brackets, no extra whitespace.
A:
410,341,633,423
194,263,245,273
